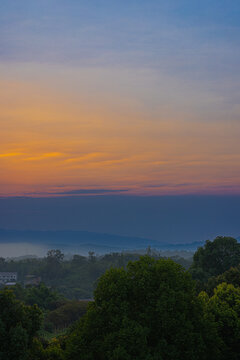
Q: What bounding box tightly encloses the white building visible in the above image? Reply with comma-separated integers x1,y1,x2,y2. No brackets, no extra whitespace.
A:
0,272,17,285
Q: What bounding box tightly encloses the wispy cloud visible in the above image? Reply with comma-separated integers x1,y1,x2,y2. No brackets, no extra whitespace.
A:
24,152,62,161
64,152,106,163
0,152,22,158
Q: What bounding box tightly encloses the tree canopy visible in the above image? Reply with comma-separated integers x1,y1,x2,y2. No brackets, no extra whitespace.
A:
190,236,240,281
205,264,240,295
200,283,240,360
1,247,240,359
65,256,219,360
0,289,42,360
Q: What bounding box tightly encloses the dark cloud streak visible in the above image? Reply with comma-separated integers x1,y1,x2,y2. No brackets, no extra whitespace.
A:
51,189,128,195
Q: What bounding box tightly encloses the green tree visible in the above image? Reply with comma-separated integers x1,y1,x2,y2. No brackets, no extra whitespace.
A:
190,236,240,281
31,338,64,360
200,283,240,360
0,289,42,360
45,300,88,330
206,264,240,295
44,339,64,360
88,251,96,263
25,283,64,310
45,250,65,280
12,283,64,311
65,256,219,360
47,250,64,263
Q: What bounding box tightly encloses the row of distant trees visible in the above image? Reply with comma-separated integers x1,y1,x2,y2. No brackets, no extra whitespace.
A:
0,248,191,299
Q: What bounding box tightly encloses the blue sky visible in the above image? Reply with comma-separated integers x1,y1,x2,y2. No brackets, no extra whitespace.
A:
1,0,240,110
1,0,240,69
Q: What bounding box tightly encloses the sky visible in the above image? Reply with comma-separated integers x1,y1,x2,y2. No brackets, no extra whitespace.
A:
1,1,240,243
1,0,240,197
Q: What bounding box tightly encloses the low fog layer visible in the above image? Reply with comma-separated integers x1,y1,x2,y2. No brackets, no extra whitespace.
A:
0,242,194,260
0,243,48,258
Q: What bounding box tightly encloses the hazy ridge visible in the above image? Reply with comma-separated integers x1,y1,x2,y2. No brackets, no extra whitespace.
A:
0,228,204,253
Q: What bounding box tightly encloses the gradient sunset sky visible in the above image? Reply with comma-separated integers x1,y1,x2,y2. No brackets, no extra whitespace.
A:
1,0,240,197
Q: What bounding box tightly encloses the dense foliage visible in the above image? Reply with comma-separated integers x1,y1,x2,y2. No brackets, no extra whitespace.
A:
13,283,64,310
205,264,240,295
0,289,42,360
1,236,240,359
65,257,219,360
45,300,89,331
200,283,240,360
190,236,240,281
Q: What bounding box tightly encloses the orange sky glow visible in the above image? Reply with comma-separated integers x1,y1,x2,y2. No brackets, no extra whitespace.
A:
1,63,240,197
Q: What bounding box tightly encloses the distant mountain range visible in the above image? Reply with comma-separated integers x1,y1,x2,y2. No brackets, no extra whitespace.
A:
0,229,204,253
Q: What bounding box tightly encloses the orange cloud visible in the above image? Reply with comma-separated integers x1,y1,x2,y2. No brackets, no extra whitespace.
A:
0,152,23,158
